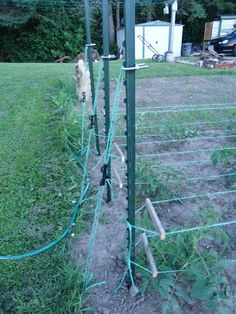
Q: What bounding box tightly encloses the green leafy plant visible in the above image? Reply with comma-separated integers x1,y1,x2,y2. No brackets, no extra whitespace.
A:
137,208,233,313
136,160,182,201
211,149,236,189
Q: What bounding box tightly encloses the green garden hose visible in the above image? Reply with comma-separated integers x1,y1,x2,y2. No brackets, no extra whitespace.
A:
0,160,89,261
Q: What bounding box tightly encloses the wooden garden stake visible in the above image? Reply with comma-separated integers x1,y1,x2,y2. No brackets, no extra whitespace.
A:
114,141,125,163
113,167,123,189
141,233,158,278
145,198,166,240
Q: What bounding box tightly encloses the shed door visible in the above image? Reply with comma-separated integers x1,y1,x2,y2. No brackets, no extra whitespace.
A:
144,26,168,58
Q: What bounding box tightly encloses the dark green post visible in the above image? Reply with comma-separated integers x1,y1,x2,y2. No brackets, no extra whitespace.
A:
124,0,136,281
84,0,101,155
102,0,111,203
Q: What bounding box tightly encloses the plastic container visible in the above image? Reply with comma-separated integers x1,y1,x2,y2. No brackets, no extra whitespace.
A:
181,43,192,56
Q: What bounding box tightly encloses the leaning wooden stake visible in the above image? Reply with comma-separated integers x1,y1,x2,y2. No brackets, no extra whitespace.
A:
142,233,158,278
114,142,125,163
113,167,123,189
145,198,166,240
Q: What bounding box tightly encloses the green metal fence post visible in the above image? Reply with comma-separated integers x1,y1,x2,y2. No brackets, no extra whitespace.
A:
124,0,136,282
84,0,101,156
102,0,111,203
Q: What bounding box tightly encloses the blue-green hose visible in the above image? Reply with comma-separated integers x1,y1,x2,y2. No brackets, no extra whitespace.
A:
0,160,89,261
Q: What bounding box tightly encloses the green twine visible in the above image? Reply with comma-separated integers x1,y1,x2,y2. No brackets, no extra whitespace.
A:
116,128,236,139
128,134,236,146
137,118,234,130
118,102,236,114
152,189,236,205
135,172,236,186
127,219,236,239
83,67,124,290
137,146,236,159
83,186,105,288
133,105,236,115
130,261,185,275
105,68,125,164
136,189,236,213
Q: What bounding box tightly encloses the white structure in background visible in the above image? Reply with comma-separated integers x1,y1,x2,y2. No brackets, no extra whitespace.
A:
166,0,178,62
117,20,183,59
204,15,236,41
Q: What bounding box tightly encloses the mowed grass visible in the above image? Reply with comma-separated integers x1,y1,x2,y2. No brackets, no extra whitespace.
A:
0,63,87,313
103,59,236,79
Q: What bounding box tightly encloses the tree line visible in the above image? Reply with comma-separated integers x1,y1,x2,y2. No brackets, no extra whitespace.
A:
0,0,235,62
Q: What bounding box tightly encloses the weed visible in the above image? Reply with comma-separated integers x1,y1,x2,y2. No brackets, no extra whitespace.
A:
99,212,109,225
136,160,182,201
211,149,236,189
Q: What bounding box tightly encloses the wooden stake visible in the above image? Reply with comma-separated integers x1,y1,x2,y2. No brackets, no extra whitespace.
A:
114,142,125,163
141,233,158,278
145,198,166,240
113,167,123,189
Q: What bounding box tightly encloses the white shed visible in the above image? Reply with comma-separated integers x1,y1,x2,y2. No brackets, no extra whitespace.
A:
117,20,184,59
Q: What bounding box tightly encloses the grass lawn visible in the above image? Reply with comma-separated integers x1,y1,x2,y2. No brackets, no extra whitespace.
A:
0,61,235,313
0,63,87,313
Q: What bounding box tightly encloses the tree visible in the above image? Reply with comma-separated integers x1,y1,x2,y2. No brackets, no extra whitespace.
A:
109,1,115,43
0,0,36,28
115,0,120,30
177,0,206,41
0,0,85,61
178,0,236,42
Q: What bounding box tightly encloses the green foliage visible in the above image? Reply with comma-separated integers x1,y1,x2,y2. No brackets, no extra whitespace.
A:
0,2,85,61
136,160,181,201
178,0,236,42
137,208,233,313
179,0,207,23
211,148,236,189
211,120,236,187
1,250,87,313
0,0,36,28
211,149,236,169
110,42,118,55
156,124,201,140
0,63,87,312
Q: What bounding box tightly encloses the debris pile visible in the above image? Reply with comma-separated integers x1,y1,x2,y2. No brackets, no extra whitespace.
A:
176,50,236,70
199,51,236,69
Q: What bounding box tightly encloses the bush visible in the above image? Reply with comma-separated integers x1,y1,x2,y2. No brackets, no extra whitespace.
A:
0,7,84,62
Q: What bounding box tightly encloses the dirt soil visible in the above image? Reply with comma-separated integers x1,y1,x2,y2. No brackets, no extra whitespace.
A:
72,75,236,313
